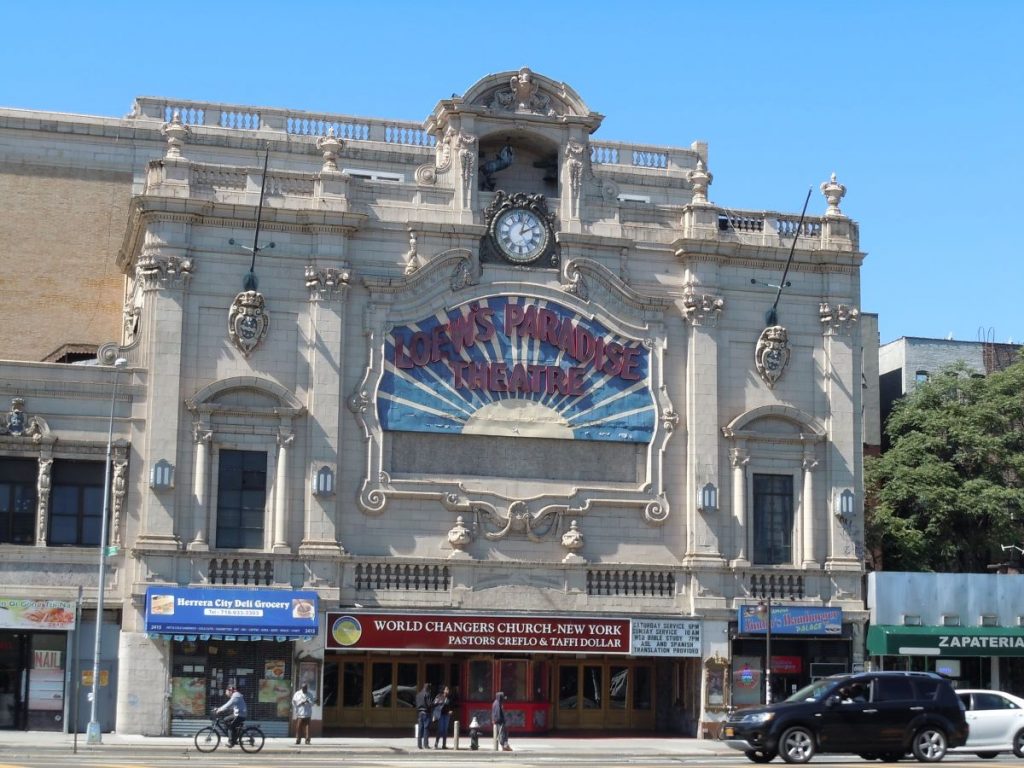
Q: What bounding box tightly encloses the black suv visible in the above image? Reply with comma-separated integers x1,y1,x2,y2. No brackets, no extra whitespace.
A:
720,671,968,763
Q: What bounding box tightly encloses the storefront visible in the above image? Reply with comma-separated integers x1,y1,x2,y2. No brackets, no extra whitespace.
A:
322,611,701,733
867,625,1024,691
144,586,319,736
0,597,76,731
730,605,850,707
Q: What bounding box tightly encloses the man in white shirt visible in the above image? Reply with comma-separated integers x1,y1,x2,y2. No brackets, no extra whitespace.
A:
292,683,314,744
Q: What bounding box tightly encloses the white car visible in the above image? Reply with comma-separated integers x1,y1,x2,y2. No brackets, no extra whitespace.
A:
950,689,1024,758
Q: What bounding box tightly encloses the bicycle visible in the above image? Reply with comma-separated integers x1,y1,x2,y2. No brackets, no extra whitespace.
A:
193,715,265,753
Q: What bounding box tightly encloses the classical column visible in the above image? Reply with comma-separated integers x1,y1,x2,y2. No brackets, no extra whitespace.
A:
801,455,819,567
730,447,750,566
187,425,212,551
273,430,294,553
682,288,725,566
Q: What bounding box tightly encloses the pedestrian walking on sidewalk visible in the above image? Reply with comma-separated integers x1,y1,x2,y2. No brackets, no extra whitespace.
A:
431,685,453,749
292,683,314,744
415,682,433,749
492,691,512,751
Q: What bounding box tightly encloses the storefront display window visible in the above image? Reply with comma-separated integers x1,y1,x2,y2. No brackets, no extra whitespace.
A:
532,661,548,702
558,666,578,708
499,659,527,701
467,659,492,702
610,666,627,709
633,666,652,710
342,662,362,707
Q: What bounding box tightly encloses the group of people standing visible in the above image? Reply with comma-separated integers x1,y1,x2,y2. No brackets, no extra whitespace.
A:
415,683,455,749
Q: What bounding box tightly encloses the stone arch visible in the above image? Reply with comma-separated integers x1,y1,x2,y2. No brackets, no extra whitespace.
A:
723,404,825,441
186,376,303,412
461,68,593,118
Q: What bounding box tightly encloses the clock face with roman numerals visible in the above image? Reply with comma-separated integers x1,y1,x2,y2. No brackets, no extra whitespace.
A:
493,207,549,264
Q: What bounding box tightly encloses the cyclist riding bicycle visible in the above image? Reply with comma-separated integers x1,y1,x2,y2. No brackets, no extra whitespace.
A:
214,684,247,747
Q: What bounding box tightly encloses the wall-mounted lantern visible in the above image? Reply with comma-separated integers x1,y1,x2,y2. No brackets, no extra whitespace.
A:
312,465,335,496
835,489,854,522
698,482,718,512
150,459,174,490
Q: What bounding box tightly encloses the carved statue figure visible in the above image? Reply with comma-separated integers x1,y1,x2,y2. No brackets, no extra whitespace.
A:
479,143,516,191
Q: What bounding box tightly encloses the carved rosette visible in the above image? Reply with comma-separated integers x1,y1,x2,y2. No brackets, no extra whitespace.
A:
305,265,351,301
687,160,713,204
228,290,269,356
161,110,191,159
755,325,791,389
820,172,847,217
681,290,724,327
565,139,585,218
315,127,344,172
819,302,860,336
136,252,194,290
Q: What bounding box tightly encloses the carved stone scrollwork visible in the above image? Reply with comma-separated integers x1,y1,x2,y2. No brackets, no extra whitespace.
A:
161,110,191,159
489,67,559,116
561,262,589,301
643,495,670,526
819,302,860,336
110,458,128,547
123,305,141,345
0,398,43,440
755,325,791,389
475,501,563,542
136,251,194,290
681,289,725,327
661,408,680,433
450,257,476,291
305,265,351,301
228,290,269,357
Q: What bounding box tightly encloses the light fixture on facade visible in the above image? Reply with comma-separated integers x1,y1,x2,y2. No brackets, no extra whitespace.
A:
312,465,335,496
150,459,174,489
698,482,718,512
835,489,854,521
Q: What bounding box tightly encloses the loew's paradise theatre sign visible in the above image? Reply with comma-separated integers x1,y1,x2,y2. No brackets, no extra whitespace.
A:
326,612,701,657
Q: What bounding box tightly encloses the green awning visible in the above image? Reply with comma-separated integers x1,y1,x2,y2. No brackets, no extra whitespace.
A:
867,625,1024,657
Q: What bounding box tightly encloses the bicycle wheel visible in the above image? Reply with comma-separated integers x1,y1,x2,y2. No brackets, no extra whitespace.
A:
194,726,220,753
239,725,265,753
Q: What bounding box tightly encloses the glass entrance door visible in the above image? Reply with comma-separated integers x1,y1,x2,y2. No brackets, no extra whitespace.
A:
554,659,654,730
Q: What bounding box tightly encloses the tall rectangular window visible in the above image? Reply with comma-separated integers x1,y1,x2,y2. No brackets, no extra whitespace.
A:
752,473,793,565
216,450,267,549
0,458,38,544
48,460,104,546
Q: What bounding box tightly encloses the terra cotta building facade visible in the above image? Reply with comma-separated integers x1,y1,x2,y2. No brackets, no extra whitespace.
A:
0,69,868,736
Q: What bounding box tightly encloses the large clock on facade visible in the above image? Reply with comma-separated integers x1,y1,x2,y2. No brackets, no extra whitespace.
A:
493,207,549,263
481,191,558,267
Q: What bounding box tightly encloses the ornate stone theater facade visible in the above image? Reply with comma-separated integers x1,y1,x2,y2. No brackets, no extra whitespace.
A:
0,69,867,736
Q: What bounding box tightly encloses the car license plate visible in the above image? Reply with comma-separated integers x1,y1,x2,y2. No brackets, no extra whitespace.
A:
723,727,734,738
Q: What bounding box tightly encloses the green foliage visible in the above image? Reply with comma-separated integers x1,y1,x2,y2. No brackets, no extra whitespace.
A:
865,356,1024,572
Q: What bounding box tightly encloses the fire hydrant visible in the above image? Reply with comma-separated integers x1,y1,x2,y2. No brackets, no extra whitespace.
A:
469,716,481,750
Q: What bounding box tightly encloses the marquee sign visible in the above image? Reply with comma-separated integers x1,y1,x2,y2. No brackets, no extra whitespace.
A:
144,586,319,637
378,296,654,443
738,606,843,636
325,612,702,657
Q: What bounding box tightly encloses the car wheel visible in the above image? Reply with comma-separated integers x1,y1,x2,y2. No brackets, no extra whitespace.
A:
746,749,777,763
911,727,947,762
779,726,816,764
975,753,998,759
1014,728,1024,759
880,752,904,762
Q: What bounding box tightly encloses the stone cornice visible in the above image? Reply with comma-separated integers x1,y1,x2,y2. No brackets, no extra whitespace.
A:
117,195,368,270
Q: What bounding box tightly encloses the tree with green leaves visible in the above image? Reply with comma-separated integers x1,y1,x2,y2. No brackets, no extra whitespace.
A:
865,356,1024,572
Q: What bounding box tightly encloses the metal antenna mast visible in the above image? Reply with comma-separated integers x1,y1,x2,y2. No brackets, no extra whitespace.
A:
229,144,274,290
764,187,812,327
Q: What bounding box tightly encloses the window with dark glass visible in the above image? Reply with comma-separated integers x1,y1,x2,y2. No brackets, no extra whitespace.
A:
48,460,104,546
752,473,793,565
0,458,38,544
215,450,267,549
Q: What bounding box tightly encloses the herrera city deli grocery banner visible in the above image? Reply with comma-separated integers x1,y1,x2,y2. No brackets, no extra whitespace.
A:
325,612,701,657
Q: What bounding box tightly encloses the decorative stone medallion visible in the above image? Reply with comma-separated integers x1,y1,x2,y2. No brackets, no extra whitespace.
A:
228,290,269,356
755,325,791,389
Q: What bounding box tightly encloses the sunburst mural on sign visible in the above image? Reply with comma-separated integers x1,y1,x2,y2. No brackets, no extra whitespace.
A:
378,295,655,443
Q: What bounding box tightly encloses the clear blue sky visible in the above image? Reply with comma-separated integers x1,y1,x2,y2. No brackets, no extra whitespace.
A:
3,1,1021,345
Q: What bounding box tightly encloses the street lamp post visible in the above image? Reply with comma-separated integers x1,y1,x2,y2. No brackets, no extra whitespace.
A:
759,598,774,705
86,357,127,744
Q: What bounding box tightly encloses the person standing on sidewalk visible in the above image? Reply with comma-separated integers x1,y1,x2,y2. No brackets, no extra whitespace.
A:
415,682,433,749
491,691,512,752
292,683,314,745
431,685,453,749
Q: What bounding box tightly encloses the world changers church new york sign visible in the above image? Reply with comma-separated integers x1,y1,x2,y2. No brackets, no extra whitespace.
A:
378,296,654,443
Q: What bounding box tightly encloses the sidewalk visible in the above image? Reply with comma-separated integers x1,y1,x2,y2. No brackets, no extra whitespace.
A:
0,730,735,759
